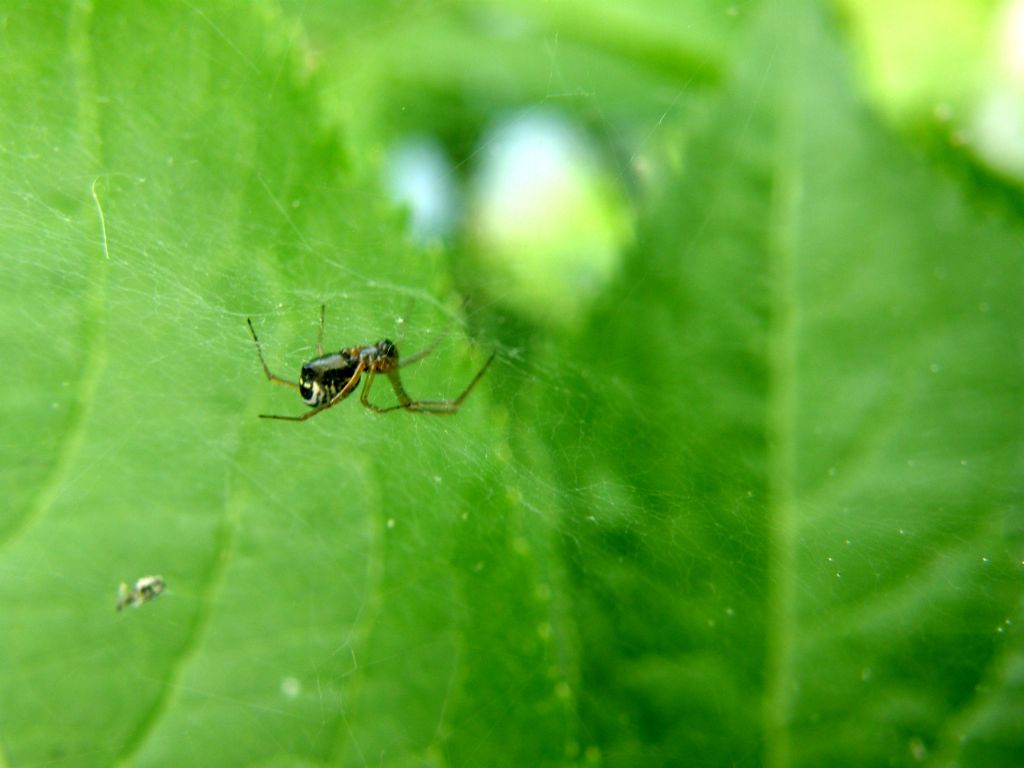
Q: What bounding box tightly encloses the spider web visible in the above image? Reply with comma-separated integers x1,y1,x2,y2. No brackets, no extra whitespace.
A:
0,2,1022,768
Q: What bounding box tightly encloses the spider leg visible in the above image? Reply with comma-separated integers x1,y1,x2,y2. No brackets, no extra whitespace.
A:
259,360,366,422
247,318,300,391
398,301,471,369
359,366,421,413
358,370,391,413
398,346,435,369
407,353,495,413
375,353,495,414
316,304,325,356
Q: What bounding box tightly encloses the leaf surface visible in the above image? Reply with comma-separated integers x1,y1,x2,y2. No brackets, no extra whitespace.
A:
0,4,561,767
550,3,1024,767
0,2,1021,768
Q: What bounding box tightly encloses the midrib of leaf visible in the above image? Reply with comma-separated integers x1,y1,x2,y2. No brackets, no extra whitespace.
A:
0,2,109,556
762,5,806,767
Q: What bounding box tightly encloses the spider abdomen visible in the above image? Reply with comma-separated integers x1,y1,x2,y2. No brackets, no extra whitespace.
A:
300,352,360,406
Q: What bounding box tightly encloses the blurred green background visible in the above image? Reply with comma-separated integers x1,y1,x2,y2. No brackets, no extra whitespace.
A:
1,1,1022,766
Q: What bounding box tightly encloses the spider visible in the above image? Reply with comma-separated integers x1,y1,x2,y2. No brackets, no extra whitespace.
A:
246,305,494,422
117,575,165,611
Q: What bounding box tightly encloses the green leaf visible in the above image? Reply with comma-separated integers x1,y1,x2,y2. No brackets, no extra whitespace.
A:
0,3,563,767
551,3,1024,767
1,2,1021,768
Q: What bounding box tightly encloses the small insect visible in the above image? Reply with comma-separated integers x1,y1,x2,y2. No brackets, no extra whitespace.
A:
247,305,495,422
116,575,165,611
